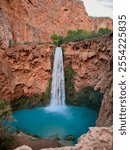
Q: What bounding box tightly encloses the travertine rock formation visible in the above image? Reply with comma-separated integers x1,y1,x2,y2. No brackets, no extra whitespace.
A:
0,0,112,47
0,44,54,100
0,0,113,149
63,34,113,127
0,33,113,126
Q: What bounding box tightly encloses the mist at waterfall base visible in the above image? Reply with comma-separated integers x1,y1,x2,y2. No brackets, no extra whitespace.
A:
10,48,97,145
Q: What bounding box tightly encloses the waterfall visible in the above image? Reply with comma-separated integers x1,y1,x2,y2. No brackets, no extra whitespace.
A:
47,47,65,111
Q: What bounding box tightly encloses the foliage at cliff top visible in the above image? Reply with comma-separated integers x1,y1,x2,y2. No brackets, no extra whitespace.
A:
51,28,112,46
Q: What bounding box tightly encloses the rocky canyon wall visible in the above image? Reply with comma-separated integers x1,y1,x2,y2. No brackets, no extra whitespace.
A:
0,33,113,127
0,1,113,149
90,16,113,31
0,44,54,100
63,33,113,126
0,0,112,47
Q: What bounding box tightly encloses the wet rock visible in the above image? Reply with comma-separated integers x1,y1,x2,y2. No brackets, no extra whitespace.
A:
64,135,75,141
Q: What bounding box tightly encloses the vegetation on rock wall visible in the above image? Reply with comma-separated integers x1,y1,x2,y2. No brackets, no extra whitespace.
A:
50,34,63,47
10,48,54,111
11,80,52,111
41,79,52,105
51,28,111,46
0,99,13,150
73,86,103,112
64,64,103,112
11,95,43,111
64,64,76,104
66,85,103,112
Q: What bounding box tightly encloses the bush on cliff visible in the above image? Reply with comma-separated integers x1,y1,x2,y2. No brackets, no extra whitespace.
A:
51,28,112,46
62,29,97,43
50,34,63,47
98,28,111,36
0,99,14,150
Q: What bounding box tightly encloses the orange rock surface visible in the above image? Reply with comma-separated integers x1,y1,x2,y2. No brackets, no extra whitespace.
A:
0,0,112,47
0,33,113,127
0,1,113,148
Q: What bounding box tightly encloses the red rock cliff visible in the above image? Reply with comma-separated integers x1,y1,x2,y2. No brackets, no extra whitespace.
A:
0,0,112,47
90,16,113,30
0,33,113,127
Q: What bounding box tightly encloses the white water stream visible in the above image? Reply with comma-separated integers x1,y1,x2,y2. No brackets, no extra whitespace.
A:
47,47,65,111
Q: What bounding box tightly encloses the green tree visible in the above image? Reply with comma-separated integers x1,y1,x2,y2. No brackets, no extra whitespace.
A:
51,28,112,46
50,34,63,46
98,28,111,35
68,30,77,36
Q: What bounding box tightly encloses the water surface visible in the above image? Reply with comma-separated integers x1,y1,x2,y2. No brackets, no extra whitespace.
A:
11,106,97,144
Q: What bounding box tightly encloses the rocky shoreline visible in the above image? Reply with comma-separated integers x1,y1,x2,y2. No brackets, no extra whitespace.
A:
11,132,62,150
13,127,112,150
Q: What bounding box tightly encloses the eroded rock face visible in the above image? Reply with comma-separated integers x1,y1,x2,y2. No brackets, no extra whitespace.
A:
0,33,113,126
90,17,113,30
0,0,112,47
63,34,113,126
0,31,113,150
0,44,54,100
0,10,12,49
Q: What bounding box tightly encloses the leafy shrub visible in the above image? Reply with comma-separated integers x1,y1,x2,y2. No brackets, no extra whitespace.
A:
50,34,63,46
98,28,111,36
51,28,112,46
